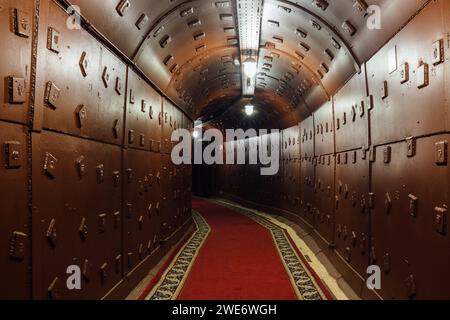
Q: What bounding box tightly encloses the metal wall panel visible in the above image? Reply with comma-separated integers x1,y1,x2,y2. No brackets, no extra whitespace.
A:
162,98,175,154
36,0,126,145
0,0,33,125
314,154,335,246
182,114,193,220
0,0,194,301
334,149,369,278
126,68,162,151
371,135,450,299
314,100,334,156
123,148,162,273
299,157,315,226
161,154,178,241
0,122,29,299
67,0,188,58
32,131,122,299
281,126,300,213
333,65,369,153
300,116,314,159
299,116,315,225
366,0,448,146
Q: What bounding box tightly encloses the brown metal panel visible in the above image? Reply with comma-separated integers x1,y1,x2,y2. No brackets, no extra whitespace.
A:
371,135,450,299
314,100,334,156
280,126,300,213
134,0,239,98
445,0,450,133
160,153,177,241
36,0,126,145
162,98,175,154
126,68,162,151
0,122,29,299
299,157,315,226
299,117,315,224
67,0,188,58
366,0,448,146
261,0,357,107
123,148,161,273
300,115,314,159
314,154,335,246
32,131,122,299
333,64,369,153
334,148,370,279
182,114,193,219
0,0,34,125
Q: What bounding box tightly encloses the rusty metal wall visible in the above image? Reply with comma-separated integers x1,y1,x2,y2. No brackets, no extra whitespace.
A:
0,0,192,300
213,0,450,299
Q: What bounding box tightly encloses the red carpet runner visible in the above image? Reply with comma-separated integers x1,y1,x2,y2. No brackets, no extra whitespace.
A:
140,199,332,300
178,199,297,300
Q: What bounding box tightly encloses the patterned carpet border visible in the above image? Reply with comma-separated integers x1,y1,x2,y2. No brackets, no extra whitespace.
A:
213,199,328,300
145,211,211,300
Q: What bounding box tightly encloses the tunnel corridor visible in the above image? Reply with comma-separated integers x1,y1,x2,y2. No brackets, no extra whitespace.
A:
0,0,449,301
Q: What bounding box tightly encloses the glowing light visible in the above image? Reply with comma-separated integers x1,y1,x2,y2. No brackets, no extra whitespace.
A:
243,58,257,78
245,104,254,116
192,130,200,138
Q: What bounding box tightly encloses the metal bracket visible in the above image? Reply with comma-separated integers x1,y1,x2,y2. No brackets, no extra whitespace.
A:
9,231,27,261
13,8,31,38
8,76,26,104
43,152,58,179
44,81,61,109
4,141,21,169
47,27,61,53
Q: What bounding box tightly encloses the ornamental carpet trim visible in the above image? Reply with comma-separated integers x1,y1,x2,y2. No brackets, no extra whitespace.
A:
213,200,329,300
145,210,211,300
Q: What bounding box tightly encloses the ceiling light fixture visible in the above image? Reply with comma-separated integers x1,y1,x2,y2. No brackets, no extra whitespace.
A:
237,0,264,97
245,104,254,116
243,58,257,78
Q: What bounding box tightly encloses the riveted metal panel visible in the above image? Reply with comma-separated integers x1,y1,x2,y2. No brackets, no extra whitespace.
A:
181,114,193,221
32,131,122,299
314,154,335,245
334,148,369,279
371,135,450,299
67,0,188,58
135,0,239,110
160,153,179,241
299,116,315,224
299,157,315,227
0,122,29,299
300,115,314,159
162,98,176,154
333,64,369,152
36,1,126,145
314,100,334,156
366,0,448,146
123,148,162,273
281,126,300,213
261,0,357,104
126,68,162,151
0,0,33,125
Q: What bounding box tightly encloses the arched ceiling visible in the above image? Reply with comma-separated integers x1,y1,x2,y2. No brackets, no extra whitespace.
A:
63,0,429,128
